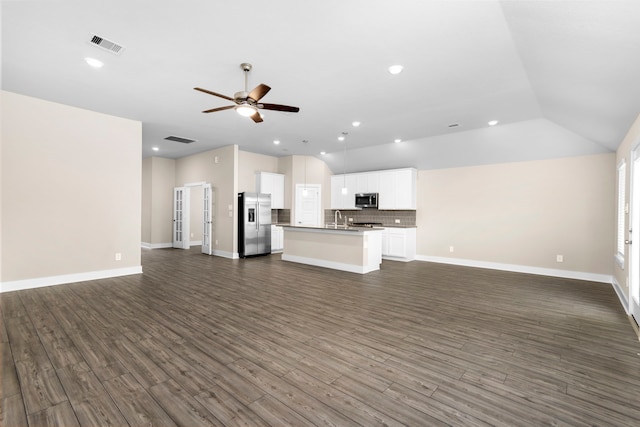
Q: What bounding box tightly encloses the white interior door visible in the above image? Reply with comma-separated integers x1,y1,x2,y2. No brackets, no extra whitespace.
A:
294,184,321,227
629,145,640,321
202,184,214,255
173,187,190,249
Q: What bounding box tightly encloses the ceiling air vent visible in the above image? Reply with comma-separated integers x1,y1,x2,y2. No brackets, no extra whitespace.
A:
164,135,196,144
89,34,125,55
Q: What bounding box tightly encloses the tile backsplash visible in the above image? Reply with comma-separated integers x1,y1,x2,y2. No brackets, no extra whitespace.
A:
273,208,415,226
324,209,416,226
272,209,291,224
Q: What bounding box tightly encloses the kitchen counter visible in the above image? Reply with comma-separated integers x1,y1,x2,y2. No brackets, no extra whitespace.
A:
281,225,382,274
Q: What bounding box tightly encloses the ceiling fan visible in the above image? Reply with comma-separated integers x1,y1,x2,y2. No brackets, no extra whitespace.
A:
194,63,300,123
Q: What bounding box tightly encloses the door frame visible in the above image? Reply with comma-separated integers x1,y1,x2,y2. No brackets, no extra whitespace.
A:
173,182,214,252
629,142,640,323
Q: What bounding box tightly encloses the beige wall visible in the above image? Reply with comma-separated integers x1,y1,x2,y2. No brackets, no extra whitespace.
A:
614,113,640,298
239,150,278,193
142,157,152,244
150,157,175,245
417,153,615,276
1,91,141,283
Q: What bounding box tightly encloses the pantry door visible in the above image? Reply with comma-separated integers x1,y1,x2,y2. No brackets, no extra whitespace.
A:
629,144,640,322
294,184,321,227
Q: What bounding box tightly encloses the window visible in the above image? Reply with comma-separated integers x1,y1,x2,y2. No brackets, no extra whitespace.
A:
616,160,626,261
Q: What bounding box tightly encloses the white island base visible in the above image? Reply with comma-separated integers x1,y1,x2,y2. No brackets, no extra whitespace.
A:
281,226,382,274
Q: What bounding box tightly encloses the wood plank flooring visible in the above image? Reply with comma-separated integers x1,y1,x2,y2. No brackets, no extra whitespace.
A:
2,247,640,426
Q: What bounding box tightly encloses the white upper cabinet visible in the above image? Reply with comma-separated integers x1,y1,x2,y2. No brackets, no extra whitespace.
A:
332,168,416,210
330,174,357,209
378,168,416,210
355,172,380,194
256,172,285,209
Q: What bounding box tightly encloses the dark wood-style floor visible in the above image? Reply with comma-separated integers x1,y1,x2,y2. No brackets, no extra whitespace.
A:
2,248,640,426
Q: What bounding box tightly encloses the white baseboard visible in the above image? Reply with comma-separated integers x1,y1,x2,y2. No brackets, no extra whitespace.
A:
282,254,379,274
0,266,143,293
141,242,172,249
612,277,630,314
189,241,203,247
214,250,238,259
415,255,612,284
382,255,413,263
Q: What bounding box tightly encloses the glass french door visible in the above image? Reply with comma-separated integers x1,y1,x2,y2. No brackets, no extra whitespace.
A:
201,184,214,255
173,187,190,249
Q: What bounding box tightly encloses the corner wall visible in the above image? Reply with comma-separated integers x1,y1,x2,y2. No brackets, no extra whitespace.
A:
1,91,142,291
416,153,615,281
141,156,176,248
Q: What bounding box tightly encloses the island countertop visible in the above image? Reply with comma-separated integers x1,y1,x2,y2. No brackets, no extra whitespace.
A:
280,225,384,233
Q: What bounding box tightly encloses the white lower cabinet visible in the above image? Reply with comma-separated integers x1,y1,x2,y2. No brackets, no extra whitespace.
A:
271,225,284,252
381,227,416,262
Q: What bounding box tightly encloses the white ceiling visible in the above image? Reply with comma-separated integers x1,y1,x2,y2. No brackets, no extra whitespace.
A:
2,0,639,173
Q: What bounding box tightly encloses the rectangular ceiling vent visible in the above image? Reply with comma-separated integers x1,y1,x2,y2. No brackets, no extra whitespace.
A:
89,34,125,55
164,135,197,144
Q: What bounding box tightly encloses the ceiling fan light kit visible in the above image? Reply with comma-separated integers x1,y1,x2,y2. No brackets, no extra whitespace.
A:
235,104,257,117
195,63,299,123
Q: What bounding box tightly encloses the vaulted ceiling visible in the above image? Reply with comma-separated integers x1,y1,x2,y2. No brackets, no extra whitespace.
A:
3,0,639,173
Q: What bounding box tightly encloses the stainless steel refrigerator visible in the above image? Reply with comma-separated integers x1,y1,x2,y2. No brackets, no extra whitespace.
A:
238,192,272,258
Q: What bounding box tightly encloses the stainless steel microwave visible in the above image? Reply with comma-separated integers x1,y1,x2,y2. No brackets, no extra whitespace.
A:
355,193,378,208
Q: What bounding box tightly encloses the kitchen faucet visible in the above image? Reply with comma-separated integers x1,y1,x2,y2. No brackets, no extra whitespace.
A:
334,210,341,229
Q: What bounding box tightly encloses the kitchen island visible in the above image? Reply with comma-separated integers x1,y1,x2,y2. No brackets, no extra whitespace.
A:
281,226,383,274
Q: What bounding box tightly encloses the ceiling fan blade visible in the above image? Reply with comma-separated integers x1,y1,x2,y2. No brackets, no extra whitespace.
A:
194,87,235,102
248,84,271,102
250,111,264,123
202,105,235,113
260,103,300,113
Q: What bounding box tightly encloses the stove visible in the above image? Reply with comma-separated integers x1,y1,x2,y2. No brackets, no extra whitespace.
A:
350,222,384,228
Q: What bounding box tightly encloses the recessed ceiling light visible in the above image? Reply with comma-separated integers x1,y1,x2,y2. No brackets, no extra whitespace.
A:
394,139,402,144
320,151,326,155
152,146,159,151
338,136,345,141
84,57,103,68
352,121,361,127
488,120,499,126
273,140,280,145
388,65,403,75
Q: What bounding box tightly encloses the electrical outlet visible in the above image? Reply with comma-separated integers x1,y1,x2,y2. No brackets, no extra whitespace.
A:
395,219,401,224
115,253,122,261
449,246,454,253
190,233,194,238
215,239,218,245
556,254,564,263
